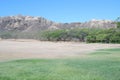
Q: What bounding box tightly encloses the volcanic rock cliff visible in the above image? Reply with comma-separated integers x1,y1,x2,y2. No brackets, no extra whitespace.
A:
0,15,116,32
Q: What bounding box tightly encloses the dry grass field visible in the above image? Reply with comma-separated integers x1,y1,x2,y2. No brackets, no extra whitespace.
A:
0,39,119,61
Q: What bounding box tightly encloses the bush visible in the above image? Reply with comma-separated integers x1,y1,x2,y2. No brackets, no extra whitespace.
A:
0,32,12,39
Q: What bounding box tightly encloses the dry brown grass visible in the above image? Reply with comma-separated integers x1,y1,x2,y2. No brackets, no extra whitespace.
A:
0,39,119,61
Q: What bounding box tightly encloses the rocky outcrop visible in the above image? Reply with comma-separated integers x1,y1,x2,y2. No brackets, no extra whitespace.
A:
0,15,53,32
81,19,116,28
0,15,116,32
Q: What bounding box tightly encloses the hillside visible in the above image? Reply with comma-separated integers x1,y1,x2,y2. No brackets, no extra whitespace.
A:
0,15,119,43
0,15,116,32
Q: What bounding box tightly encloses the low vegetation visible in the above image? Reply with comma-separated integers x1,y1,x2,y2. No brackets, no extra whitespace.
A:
0,28,120,43
0,48,120,80
40,28,120,43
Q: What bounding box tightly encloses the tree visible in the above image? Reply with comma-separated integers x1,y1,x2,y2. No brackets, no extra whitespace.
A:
115,17,120,28
110,31,120,43
86,35,96,43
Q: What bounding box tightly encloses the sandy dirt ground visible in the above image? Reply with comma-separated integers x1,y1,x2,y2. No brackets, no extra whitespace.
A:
0,39,120,61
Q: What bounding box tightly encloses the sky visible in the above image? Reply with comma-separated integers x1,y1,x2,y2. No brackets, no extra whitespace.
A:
0,0,120,22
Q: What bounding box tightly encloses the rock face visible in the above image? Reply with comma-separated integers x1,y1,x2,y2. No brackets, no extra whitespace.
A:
0,15,53,32
0,15,116,32
81,19,116,28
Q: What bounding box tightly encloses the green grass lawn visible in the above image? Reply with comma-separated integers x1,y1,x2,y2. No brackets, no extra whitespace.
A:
0,48,120,80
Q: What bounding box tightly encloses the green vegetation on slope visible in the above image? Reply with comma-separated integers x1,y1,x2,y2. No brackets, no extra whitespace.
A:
0,48,120,80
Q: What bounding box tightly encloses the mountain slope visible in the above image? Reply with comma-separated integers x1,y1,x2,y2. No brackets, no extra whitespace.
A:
0,15,116,32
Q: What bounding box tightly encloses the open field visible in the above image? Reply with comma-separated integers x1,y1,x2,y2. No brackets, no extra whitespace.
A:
0,39,119,61
0,48,120,80
0,40,120,80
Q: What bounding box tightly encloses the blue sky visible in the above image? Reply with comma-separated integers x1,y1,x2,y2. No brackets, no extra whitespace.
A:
0,0,120,22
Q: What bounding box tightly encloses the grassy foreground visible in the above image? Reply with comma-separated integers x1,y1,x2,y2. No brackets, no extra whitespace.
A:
0,48,120,80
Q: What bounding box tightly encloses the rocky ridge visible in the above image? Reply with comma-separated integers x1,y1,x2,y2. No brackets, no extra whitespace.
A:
0,15,116,32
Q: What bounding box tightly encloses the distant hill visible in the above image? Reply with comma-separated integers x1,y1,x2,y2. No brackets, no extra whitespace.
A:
0,15,120,43
0,15,116,32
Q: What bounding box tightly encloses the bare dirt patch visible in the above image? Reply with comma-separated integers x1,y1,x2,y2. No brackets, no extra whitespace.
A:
0,39,119,61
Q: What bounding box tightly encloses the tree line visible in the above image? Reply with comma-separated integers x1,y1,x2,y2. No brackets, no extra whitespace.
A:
0,28,120,43
40,28,120,43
